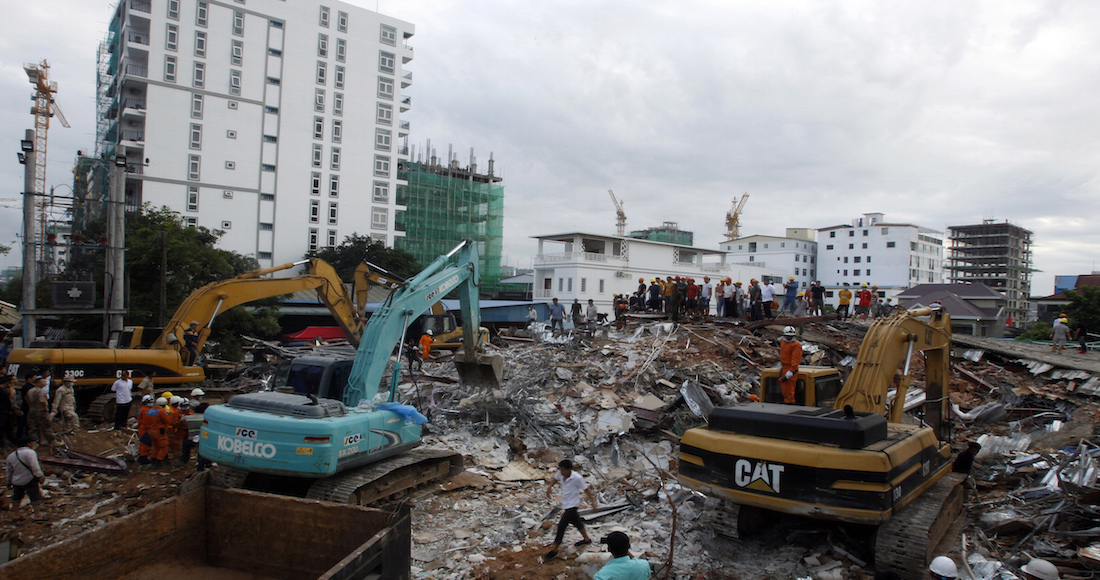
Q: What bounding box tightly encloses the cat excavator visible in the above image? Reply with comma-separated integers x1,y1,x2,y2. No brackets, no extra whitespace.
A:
678,306,961,579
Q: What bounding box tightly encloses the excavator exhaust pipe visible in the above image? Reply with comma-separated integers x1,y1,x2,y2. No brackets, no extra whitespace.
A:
453,351,504,390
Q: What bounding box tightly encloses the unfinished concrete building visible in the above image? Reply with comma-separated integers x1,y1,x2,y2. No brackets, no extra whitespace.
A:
946,220,1034,326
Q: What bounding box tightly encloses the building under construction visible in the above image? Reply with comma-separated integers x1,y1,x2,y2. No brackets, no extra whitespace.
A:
629,222,694,246
396,150,505,292
946,220,1034,326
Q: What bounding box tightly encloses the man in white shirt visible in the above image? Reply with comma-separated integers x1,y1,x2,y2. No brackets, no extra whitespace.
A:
761,278,777,319
700,277,713,317
544,459,597,560
6,435,46,520
111,371,134,430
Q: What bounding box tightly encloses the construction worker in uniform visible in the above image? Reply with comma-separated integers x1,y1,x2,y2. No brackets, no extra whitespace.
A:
175,398,195,466
148,397,171,468
661,276,675,312
136,394,155,468
165,396,184,460
837,283,852,320
779,326,802,404
419,330,434,361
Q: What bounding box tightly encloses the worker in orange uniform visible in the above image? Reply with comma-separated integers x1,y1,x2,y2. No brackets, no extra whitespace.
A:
174,398,194,467
165,396,183,461
147,397,171,469
778,326,803,404
136,394,155,469
418,330,435,361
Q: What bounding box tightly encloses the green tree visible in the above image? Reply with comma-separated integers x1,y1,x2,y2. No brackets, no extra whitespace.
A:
1063,286,1100,331
62,205,282,360
309,234,421,281
1016,321,1052,341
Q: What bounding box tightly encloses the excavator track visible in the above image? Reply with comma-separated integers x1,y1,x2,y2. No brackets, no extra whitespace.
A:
306,448,463,505
874,473,966,580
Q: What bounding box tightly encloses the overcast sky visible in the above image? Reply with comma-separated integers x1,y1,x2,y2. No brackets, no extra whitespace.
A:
3,0,1099,295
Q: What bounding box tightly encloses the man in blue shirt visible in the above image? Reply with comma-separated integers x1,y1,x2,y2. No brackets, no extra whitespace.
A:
548,298,566,334
595,531,650,580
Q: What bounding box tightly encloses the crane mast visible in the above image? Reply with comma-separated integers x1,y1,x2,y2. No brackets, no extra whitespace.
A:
608,189,626,236
725,193,749,240
23,60,70,272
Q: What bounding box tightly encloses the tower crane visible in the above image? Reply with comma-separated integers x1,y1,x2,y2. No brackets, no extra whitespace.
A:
725,193,749,240
608,189,626,236
24,60,70,268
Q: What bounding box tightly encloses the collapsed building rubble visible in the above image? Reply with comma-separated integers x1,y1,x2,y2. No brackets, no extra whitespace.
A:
4,316,1100,579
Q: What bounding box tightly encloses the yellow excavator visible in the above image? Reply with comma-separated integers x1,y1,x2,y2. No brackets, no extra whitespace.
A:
8,259,418,421
678,306,961,579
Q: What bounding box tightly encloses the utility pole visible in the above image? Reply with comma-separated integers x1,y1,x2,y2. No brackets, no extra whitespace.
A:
21,129,37,343
108,157,127,336
158,230,167,326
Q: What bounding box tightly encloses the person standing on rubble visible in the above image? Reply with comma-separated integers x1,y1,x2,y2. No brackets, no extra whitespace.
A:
594,531,651,580
779,326,802,404
782,277,798,315
49,378,79,434
837,283,852,320
6,435,46,520
586,299,598,330
571,298,584,328
1075,319,1090,353
545,459,597,560
811,282,826,317
1050,317,1071,354
748,279,763,321
24,376,55,447
111,371,134,431
549,298,566,334
952,442,981,474
700,276,713,317
761,278,776,319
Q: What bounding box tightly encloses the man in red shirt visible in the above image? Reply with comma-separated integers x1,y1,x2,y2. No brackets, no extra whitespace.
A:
857,283,873,319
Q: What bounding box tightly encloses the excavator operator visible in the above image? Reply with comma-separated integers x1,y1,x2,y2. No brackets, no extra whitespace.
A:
779,326,802,404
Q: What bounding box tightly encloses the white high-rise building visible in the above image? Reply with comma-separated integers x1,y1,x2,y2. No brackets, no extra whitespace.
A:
97,0,413,266
720,228,819,290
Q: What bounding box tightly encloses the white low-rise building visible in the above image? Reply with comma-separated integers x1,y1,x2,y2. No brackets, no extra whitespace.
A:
532,232,778,314
720,228,818,291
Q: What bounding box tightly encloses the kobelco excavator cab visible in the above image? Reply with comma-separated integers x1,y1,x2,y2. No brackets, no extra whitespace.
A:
760,366,844,408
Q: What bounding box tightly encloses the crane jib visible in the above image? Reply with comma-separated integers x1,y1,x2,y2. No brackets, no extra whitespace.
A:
425,275,460,303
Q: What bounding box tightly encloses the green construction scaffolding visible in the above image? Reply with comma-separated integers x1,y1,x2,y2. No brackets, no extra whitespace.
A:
396,160,505,292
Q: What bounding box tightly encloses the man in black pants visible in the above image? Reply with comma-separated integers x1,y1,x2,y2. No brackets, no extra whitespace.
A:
544,460,597,560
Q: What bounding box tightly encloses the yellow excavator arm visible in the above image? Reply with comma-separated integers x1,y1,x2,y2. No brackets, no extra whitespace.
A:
154,258,363,354
832,306,952,437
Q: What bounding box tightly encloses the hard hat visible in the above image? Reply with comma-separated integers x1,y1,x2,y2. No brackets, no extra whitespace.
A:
929,556,958,579
180,400,190,410
789,276,795,280
155,397,168,407
169,396,182,406
638,277,644,282
703,276,710,280
750,278,757,283
1020,559,1060,580
426,329,434,336
181,397,190,406
735,281,742,285
861,283,869,287
783,326,797,336
142,394,154,404
190,320,199,326
797,292,804,297
191,388,205,397
886,298,892,302
162,391,174,399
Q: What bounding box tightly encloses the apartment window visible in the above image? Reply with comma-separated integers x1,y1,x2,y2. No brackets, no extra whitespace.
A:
166,24,178,51
599,279,605,293
188,154,200,180
376,103,392,125
829,231,836,238
187,186,199,212
331,120,342,143
313,117,324,140
826,244,833,250
263,135,277,143
196,2,208,27
189,124,202,150
231,40,243,66
310,172,322,196
268,48,281,56
233,11,245,36
849,231,855,237
195,31,207,57
192,62,205,88
319,6,330,27
848,244,854,249
844,257,849,263
329,175,339,196
863,230,869,236
333,93,343,116
868,269,872,277
167,0,180,20
568,279,573,292
866,256,872,263
270,20,283,29
380,24,396,45
861,242,868,249
261,164,275,172
378,76,394,99
375,129,391,151
316,61,327,85
327,230,337,248
261,193,274,201
328,202,338,225
318,34,328,58
373,181,388,203
844,270,848,276
330,147,341,170
372,207,387,230
259,223,273,231
164,55,177,82
191,93,203,118
337,11,348,32
308,228,318,252
886,241,896,248
881,228,889,235
336,39,346,63
334,65,345,89
266,77,279,85
558,278,563,292
311,144,323,168
221,221,232,230
310,200,320,223
853,269,861,276
310,89,323,113
374,155,390,177
853,257,861,263
229,69,241,95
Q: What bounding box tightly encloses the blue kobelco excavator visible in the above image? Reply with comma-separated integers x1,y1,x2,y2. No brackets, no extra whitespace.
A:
199,241,503,503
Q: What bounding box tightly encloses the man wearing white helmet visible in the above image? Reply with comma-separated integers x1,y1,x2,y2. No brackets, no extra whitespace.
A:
778,326,802,404
929,556,957,579
1020,558,1060,580
418,330,435,362
190,388,205,403
136,394,156,468
147,398,171,468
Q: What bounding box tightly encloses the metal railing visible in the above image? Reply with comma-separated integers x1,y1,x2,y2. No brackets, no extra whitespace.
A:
399,120,410,130
120,129,145,142
127,32,150,45
121,98,146,110
124,63,147,77
129,0,151,13
536,251,624,264
402,71,413,80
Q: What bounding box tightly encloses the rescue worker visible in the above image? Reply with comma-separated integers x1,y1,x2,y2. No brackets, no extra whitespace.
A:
779,326,802,404
24,375,55,447
647,279,661,311
748,279,763,321
147,397,171,468
190,387,205,405
49,377,79,434
857,283,873,319
166,396,185,461
175,399,195,466
783,277,798,315
419,330,435,361
929,556,958,580
136,394,155,469
180,399,205,467
837,283,852,320
661,276,675,312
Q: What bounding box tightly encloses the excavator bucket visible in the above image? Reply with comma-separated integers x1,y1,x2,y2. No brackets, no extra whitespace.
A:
453,351,504,390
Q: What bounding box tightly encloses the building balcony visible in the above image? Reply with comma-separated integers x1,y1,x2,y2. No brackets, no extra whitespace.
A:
127,31,150,46
120,129,145,146
124,63,147,78
129,0,151,13
397,145,409,156
121,98,146,120
401,70,412,88
401,44,413,64
399,95,411,112
535,251,626,265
